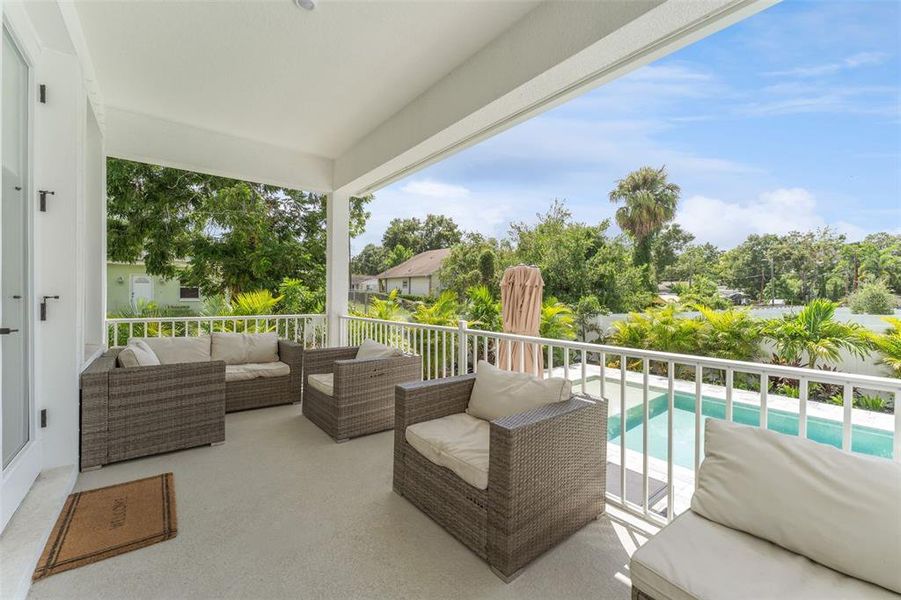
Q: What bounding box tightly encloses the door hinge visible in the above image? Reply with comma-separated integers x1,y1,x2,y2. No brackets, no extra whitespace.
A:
39,84,46,104
40,409,47,428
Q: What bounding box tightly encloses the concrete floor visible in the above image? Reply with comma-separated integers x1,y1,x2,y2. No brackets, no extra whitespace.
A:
28,405,651,600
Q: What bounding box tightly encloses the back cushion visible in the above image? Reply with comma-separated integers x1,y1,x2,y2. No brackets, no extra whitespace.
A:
131,335,211,365
211,333,279,365
117,340,161,368
691,418,901,593
355,339,402,361
466,360,572,422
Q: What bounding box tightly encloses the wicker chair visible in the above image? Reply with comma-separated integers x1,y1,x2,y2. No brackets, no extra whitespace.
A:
302,346,421,442
393,374,607,581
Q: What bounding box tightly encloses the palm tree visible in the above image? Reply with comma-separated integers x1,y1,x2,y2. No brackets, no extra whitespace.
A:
539,298,577,341
696,307,762,362
871,317,901,377
608,166,681,266
763,299,872,369
464,285,501,332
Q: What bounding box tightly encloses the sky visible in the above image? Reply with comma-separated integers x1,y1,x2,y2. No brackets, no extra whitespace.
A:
353,0,901,254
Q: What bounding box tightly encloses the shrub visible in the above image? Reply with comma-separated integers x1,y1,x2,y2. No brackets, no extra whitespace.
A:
848,280,896,315
854,394,887,412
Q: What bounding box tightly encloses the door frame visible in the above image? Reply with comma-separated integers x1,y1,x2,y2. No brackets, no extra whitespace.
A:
0,15,41,533
130,274,154,308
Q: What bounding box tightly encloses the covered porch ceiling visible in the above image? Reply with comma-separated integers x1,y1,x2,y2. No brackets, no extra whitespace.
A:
65,0,775,195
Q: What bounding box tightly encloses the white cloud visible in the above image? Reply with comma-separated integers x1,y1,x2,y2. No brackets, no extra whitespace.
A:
400,180,470,199
763,52,889,78
676,188,827,247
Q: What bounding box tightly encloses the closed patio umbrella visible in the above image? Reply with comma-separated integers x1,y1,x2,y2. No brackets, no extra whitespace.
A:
498,265,544,377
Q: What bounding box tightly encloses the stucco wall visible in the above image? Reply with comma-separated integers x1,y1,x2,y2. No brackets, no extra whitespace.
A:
382,276,436,297
106,264,201,315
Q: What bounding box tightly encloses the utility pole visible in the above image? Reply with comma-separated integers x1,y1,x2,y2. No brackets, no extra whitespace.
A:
770,256,776,305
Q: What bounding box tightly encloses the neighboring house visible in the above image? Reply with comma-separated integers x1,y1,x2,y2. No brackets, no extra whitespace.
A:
718,287,750,306
377,248,450,297
107,261,203,314
351,274,379,292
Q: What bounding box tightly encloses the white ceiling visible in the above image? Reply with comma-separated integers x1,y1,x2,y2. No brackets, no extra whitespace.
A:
75,0,539,160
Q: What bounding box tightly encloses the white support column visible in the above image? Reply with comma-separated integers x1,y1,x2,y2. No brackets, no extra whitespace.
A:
325,191,350,346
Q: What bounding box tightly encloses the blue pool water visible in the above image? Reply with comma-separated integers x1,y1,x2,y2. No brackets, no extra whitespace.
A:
607,390,894,468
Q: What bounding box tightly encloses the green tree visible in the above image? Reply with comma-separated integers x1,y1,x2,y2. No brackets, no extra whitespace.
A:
351,244,389,275
672,275,730,310
665,243,721,284
438,234,512,297
385,244,414,269
847,280,897,315
763,299,871,368
696,308,762,361
382,214,461,255
463,285,501,331
410,291,459,326
652,223,694,279
608,166,681,267
107,158,371,296
870,317,901,377
539,298,576,341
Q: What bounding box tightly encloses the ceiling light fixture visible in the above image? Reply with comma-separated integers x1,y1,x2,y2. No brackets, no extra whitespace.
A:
294,0,316,10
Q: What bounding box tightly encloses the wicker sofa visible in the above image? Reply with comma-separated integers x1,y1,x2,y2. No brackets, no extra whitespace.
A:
393,365,607,582
80,333,304,470
631,419,901,599
302,342,421,442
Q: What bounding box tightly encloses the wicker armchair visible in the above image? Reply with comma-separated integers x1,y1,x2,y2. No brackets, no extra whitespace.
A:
302,346,421,442
393,374,607,581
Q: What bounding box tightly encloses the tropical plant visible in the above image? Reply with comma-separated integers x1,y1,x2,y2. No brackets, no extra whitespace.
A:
574,294,604,342
854,394,887,412
539,298,576,341
410,291,459,326
672,275,730,310
278,278,324,314
763,299,871,368
870,317,901,377
230,290,283,316
610,305,698,355
200,294,231,317
608,166,681,267
366,289,405,321
847,280,896,315
696,307,762,361
463,285,501,331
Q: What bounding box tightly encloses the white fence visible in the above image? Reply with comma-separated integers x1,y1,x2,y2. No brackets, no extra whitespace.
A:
106,314,328,348
341,315,901,525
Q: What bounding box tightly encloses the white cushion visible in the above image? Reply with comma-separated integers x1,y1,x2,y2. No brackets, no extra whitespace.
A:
466,360,571,422
224,361,290,383
130,335,211,364
691,418,901,593
307,373,334,397
355,339,402,361
631,510,897,600
211,332,279,365
406,413,489,490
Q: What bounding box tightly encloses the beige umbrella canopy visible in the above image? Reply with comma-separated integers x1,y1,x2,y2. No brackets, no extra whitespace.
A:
498,265,544,377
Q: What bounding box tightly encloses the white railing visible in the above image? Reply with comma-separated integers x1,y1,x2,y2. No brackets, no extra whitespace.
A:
340,315,901,526
106,314,328,348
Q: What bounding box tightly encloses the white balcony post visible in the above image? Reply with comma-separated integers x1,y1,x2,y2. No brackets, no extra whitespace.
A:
457,320,468,376
325,191,350,346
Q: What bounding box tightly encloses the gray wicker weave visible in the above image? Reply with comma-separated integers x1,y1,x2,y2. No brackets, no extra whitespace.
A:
80,339,305,470
225,340,304,412
393,374,607,581
302,346,421,442
81,348,226,470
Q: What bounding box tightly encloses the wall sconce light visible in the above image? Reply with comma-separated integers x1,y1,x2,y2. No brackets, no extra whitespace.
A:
116,276,124,284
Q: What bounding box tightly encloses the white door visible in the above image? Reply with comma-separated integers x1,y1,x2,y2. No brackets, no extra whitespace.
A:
131,276,153,309
1,25,40,532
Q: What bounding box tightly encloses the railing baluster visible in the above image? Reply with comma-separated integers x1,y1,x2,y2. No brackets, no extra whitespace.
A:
599,352,606,400
563,348,570,380
619,354,627,507
518,340,525,373
799,377,808,440
760,373,768,429
725,368,734,422
580,350,587,395
843,383,853,451
666,361,675,522
694,364,703,487
642,358,650,516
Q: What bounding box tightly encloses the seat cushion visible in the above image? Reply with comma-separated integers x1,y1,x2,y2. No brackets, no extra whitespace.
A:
355,339,402,361
307,373,334,397
212,332,279,365
691,419,901,593
466,360,571,422
631,510,897,600
405,413,489,490
225,361,290,383
117,340,161,368
130,335,211,364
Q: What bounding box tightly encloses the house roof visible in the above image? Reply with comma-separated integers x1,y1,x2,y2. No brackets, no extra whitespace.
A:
378,249,451,279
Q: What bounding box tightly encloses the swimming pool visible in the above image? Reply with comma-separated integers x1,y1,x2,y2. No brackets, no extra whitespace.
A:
607,389,894,469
